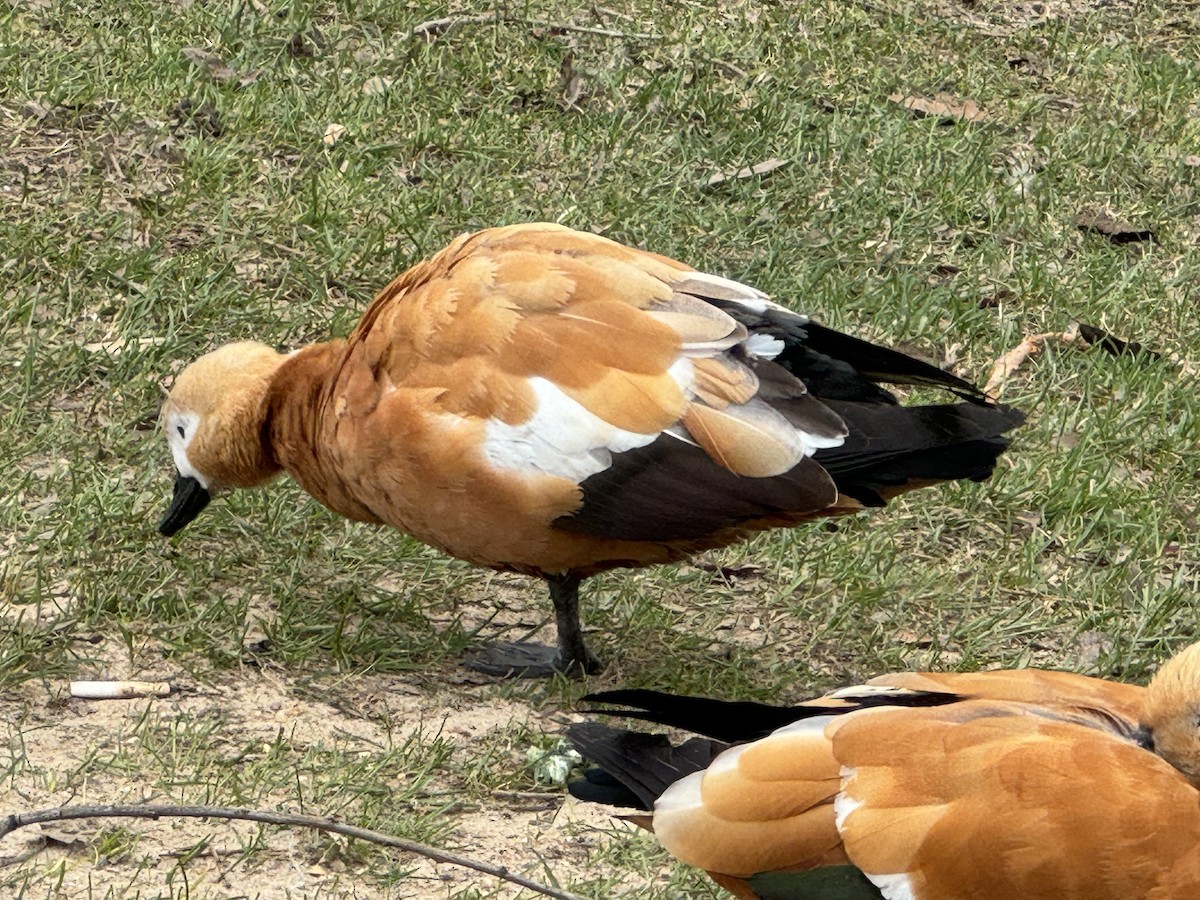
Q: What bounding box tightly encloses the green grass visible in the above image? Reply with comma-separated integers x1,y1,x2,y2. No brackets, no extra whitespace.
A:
2,0,1199,896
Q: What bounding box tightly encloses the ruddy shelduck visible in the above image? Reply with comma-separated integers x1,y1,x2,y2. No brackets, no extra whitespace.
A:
158,223,1022,676
570,643,1200,899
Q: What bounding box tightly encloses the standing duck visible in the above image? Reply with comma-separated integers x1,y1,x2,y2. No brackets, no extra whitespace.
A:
158,223,1022,677
570,644,1200,899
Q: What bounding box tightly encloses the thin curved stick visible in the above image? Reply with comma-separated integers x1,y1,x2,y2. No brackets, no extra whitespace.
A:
410,12,655,40
0,803,588,900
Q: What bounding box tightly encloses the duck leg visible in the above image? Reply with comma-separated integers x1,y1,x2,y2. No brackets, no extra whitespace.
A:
465,573,602,678
548,573,603,675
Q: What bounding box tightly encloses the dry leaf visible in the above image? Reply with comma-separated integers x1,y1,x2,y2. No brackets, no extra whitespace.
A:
181,47,236,81
559,50,586,109
323,123,347,145
82,336,167,356
977,286,1014,310
362,76,393,95
23,100,52,120
181,47,257,85
1076,207,1155,244
706,157,788,187
1183,155,1200,167
562,74,584,107
692,558,763,580
889,92,987,123
34,825,87,850
169,98,223,138
1044,96,1081,112
1007,54,1043,75
1073,630,1116,670
985,325,1082,395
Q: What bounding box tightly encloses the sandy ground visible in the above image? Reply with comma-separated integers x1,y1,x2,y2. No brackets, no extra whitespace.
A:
0,632,654,899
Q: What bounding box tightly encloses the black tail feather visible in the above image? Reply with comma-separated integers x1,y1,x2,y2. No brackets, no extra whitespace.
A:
815,400,1025,504
566,723,726,809
793,322,988,402
707,299,994,405
581,687,965,743
581,689,817,743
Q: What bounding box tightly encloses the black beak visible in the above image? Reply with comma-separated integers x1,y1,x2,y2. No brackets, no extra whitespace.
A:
1133,725,1155,752
159,473,212,537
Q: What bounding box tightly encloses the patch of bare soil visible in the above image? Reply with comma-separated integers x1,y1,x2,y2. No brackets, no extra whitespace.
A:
0,635,651,898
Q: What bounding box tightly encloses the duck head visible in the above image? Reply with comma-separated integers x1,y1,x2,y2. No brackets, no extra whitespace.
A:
1138,641,1200,787
159,341,288,536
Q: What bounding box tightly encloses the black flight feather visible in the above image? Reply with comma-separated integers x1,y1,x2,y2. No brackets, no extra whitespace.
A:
583,687,963,743
554,438,838,542
566,723,726,810
814,400,1025,504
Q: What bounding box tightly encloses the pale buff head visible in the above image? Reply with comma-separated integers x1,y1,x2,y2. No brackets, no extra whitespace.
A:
159,341,287,536
1139,641,1200,786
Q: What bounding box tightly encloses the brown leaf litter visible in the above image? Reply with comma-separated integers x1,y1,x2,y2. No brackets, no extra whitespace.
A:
889,92,987,124
706,157,789,188
985,320,1163,395
1076,207,1156,244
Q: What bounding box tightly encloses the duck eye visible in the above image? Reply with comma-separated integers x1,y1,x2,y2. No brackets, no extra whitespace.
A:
177,425,186,438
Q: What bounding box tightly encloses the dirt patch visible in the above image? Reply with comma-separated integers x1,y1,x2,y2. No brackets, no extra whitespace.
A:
0,635,651,898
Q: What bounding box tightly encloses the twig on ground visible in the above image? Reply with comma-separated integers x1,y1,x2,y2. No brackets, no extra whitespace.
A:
984,324,1082,396
0,803,587,900
410,13,497,37
701,56,749,80
411,11,656,41
593,6,637,23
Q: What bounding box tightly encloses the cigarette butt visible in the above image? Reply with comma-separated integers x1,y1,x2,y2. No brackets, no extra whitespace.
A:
69,680,173,700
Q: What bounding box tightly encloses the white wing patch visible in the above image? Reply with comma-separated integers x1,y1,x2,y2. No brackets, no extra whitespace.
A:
654,768,706,817
480,264,841,483
745,333,785,359
869,873,919,900
773,714,839,739
833,769,862,832
482,372,690,482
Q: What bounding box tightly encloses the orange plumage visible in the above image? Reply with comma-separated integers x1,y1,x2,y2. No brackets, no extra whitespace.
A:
571,646,1200,899
158,223,1021,676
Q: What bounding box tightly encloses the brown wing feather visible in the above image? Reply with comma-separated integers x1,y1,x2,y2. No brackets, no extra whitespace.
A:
682,401,807,477
867,668,1145,725
652,723,846,878
831,701,1200,900
690,357,760,408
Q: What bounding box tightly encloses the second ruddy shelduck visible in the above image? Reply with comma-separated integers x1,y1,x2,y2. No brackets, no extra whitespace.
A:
158,223,1023,676
570,642,1200,899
